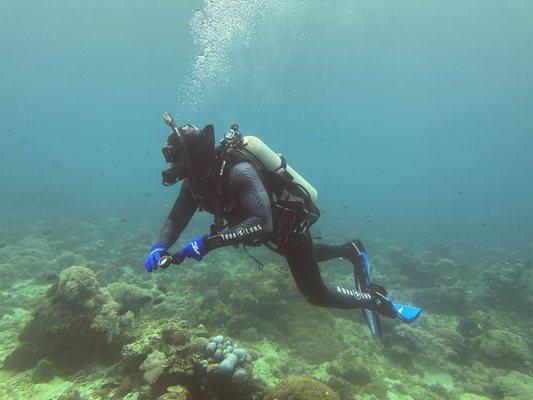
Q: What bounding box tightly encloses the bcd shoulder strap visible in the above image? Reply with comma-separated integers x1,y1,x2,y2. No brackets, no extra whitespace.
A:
210,124,249,233
211,125,318,235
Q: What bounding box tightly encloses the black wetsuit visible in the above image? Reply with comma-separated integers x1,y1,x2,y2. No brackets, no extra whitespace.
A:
159,162,373,310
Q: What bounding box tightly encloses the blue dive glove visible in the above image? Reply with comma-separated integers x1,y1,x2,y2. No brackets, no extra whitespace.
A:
145,243,170,272
177,235,210,263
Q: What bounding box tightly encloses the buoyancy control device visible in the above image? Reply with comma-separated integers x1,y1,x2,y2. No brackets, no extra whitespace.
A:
213,124,320,243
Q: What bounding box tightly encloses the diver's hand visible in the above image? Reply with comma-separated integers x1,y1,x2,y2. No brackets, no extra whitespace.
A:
176,235,210,262
145,243,169,272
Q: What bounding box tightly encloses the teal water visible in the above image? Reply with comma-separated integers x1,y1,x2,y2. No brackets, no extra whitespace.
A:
1,1,532,400
2,0,532,249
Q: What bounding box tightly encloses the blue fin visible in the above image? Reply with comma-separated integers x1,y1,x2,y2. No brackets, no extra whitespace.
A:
352,246,383,338
354,269,382,337
391,302,422,323
351,243,421,333
362,307,383,338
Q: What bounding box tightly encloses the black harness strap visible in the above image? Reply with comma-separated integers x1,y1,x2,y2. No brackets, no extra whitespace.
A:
211,152,228,235
211,126,247,235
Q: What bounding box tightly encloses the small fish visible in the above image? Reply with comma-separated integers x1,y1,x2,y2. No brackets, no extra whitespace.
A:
98,173,104,178
145,151,150,155
480,222,488,228
3,128,12,133
121,246,129,250
341,205,348,210
457,191,464,195
145,192,152,197
120,218,128,223
30,198,36,203
52,164,59,168
365,219,374,225
96,148,101,153
21,141,28,146
320,209,327,214
153,297,165,305
42,229,53,235
485,207,490,212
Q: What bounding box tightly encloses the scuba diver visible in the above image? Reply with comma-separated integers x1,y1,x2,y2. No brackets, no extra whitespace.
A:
145,113,420,337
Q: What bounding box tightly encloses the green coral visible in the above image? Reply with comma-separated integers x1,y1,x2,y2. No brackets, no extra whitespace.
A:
482,258,531,312
31,358,56,383
284,308,346,363
57,387,83,400
473,329,531,371
2,266,129,372
458,394,491,400
453,362,502,397
493,370,533,400
412,285,472,315
160,321,191,347
55,265,99,309
265,376,340,400
91,288,133,343
165,384,189,399
107,282,152,317
140,350,168,385
327,347,374,385
382,245,432,287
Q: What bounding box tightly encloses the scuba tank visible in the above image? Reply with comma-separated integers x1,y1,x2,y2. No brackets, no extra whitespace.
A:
237,133,320,244
241,136,318,204
219,124,318,205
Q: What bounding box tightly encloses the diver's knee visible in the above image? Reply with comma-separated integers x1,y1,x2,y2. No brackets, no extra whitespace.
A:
349,239,366,253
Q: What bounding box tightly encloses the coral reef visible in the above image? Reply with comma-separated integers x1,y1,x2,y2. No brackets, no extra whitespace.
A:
203,335,253,381
31,358,56,383
157,384,189,399
101,320,265,400
482,258,532,312
473,329,531,372
0,214,531,400
107,282,152,317
265,376,340,400
2,266,132,372
141,350,169,385
327,347,373,385
493,370,533,400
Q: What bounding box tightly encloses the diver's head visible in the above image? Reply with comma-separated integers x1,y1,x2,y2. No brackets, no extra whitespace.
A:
161,124,215,186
